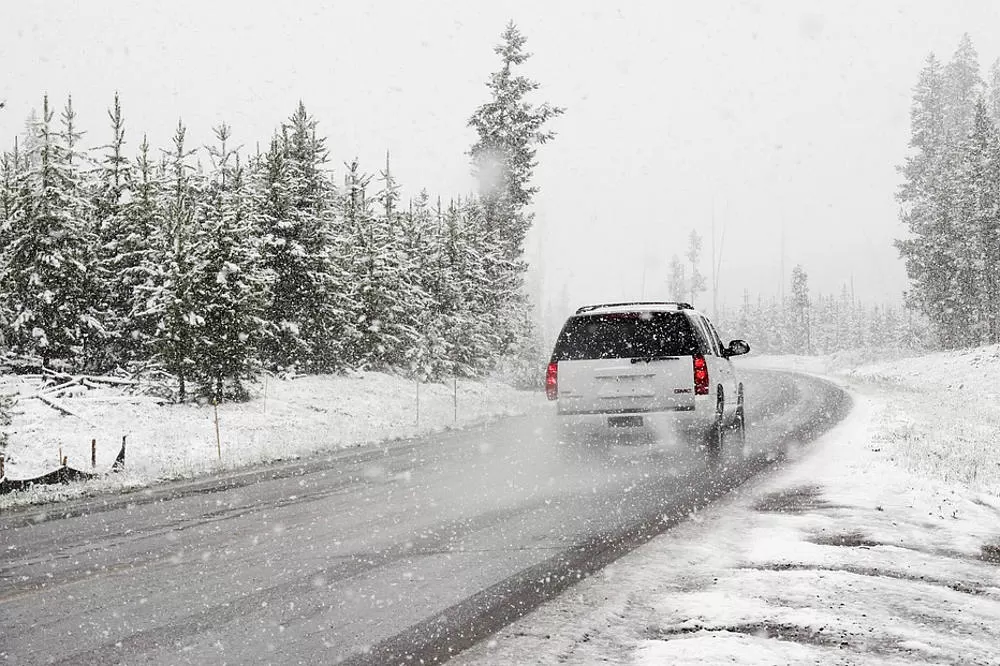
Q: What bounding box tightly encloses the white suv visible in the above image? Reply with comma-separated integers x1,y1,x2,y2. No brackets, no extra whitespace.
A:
546,302,750,451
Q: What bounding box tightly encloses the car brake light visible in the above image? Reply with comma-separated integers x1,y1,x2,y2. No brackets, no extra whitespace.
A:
546,361,558,400
693,354,709,395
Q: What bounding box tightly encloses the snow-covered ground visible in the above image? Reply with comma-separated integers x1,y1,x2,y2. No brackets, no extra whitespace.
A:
458,348,1000,665
0,371,543,508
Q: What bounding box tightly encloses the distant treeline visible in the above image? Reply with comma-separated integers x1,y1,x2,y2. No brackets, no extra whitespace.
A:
716,285,932,357
0,23,562,401
898,34,1000,348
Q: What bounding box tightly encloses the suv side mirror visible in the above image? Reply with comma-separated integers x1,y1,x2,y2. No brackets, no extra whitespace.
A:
724,340,750,358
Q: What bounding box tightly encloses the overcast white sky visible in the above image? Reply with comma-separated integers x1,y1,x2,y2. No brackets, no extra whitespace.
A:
3,0,1000,335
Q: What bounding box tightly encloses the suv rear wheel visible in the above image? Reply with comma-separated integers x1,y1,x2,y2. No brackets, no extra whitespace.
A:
732,384,747,452
703,387,725,455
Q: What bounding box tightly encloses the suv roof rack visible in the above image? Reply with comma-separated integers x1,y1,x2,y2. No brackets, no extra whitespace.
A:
574,301,694,315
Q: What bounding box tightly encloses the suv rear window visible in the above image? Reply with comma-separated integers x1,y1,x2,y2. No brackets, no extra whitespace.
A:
551,312,701,361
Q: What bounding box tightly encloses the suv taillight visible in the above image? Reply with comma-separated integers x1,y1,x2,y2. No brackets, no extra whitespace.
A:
546,361,558,400
693,354,709,395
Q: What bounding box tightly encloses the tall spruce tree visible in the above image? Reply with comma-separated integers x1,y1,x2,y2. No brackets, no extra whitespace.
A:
898,35,1000,348
667,255,687,301
467,22,563,369
139,120,202,399
469,22,564,259
258,103,347,372
0,96,97,368
897,53,961,346
189,125,271,400
125,135,165,364
943,34,982,140
92,93,145,368
686,230,706,306
790,265,810,354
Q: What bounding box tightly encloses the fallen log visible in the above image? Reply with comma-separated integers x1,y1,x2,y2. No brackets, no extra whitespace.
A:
35,394,97,427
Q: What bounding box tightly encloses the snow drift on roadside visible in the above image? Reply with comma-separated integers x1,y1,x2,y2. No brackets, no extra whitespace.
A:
0,372,544,507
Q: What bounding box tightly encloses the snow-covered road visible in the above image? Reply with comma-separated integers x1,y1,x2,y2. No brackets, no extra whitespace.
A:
0,370,847,664
458,354,1000,666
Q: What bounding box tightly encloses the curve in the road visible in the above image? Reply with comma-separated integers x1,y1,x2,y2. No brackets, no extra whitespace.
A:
0,369,851,666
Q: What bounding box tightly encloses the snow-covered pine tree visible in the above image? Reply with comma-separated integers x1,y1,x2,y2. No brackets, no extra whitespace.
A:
440,198,501,375
896,53,963,347
189,125,271,401
0,145,19,253
0,95,97,369
686,230,706,306
137,120,202,400
667,255,687,301
467,22,563,367
0,146,23,350
988,58,1000,127
790,265,810,354
953,99,1000,345
258,103,347,373
91,93,145,369
943,34,983,141
342,157,404,371
121,136,165,364
468,22,564,259
397,188,446,380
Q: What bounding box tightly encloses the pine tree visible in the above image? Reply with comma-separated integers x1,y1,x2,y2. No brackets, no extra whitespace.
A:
468,22,564,259
397,189,446,379
466,23,563,368
944,34,982,141
667,255,687,301
0,95,97,368
342,157,414,370
897,53,963,347
189,125,271,400
988,58,1000,126
125,135,166,364
790,265,810,354
441,198,502,375
686,230,706,306
955,99,1000,344
138,120,202,400
258,103,347,372
92,93,145,368
0,146,24,350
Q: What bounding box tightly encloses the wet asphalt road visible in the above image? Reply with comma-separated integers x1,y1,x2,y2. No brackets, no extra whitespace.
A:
0,369,849,665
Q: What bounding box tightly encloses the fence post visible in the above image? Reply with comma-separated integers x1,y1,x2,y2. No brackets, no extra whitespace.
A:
213,399,222,460
91,439,97,469
0,454,5,478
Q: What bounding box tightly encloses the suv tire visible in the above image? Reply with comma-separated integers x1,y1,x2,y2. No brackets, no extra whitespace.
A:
704,387,725,455
732,384,747,452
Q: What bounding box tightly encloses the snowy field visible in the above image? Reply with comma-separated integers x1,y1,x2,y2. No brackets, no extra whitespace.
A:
458,347,1000,665
0,372,544,508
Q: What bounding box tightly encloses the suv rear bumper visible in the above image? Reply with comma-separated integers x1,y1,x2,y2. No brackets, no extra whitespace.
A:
557,405,695,415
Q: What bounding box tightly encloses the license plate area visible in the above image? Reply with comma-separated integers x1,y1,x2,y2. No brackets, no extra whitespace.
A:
608,415,644,428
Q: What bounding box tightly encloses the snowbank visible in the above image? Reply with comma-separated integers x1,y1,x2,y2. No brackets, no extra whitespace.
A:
0,371,544,508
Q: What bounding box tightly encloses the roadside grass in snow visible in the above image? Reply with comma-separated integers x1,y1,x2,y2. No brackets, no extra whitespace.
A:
845,344,1000,495
0,371,543,509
